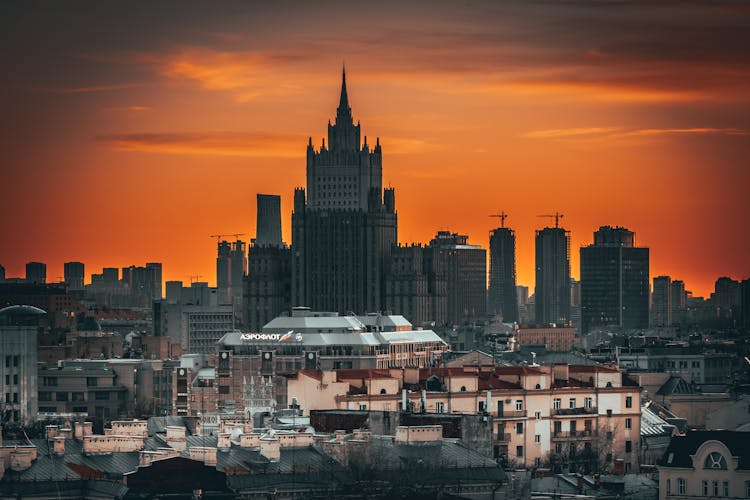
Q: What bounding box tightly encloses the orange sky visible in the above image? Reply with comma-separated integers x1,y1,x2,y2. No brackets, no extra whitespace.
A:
1,1,749,298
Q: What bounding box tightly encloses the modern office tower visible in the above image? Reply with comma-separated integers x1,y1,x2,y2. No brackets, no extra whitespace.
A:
569,279,582,334
0,305,43,425
580,226,650,333
165,281,183,302
429,231,486,326
64,261,85,290
0,264,5,282
535,226,570,326
516,285,530,325
712,277,741,322
291,69,397,314
217,240,246,307
652,276,672,327
255,194,283,247
102,267,119,283
245,246,291,331
25,261,46,284
488,225,518,323
670,280,687,326
146,262,163,300
741,278,750,329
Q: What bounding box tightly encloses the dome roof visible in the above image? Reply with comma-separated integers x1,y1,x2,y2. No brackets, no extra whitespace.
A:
0,305,47,316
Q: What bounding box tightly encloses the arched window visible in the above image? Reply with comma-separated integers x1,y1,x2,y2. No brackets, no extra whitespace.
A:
460,386,466,392
704,452,727,469
535,383,541,389
380,388,386,394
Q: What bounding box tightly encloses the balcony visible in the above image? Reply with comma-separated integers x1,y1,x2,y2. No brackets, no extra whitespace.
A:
551,430,597,440
495,410,527,419
551,407,597,416
495,433,511,443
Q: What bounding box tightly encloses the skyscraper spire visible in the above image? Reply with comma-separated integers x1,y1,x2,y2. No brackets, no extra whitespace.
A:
338,64,350,117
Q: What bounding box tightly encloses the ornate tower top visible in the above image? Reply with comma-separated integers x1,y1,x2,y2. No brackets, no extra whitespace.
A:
337,65,351,120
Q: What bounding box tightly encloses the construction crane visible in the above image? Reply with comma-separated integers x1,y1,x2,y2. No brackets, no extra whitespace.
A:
537,212,564,228
210,233,247,243
489,211,509,228
186,274,203,284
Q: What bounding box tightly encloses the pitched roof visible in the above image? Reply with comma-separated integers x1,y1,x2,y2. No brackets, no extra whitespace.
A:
658,431,750,469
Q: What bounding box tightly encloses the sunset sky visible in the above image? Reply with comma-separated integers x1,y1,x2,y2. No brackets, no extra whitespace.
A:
2,1,749,298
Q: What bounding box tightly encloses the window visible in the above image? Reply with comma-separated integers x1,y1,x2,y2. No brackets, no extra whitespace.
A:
553,398,561,410
4,356,9,367
569,398,576,409
555,443,563,454
584,397,592,409
745,481,750,498
515,400,523,411
535,434,540,443
95,392,109,401
435,402,444,413
12,374,17,384
702,480,708,496
43,377,58,387
13,356,18,367
625,418,632,429
516,422,523,434
359,404,367,410
86,377,98,387
678,478,686,495
554,421,562,433
39,392,52,402
666,479,671,495
723,481,729,497
516,445,523,457
535,410,541,420
712,481,718,497
535,457,541,466
56,392,68,402
478,401,485,413
625,440,632,453
626,396,632,408
704,452,727,469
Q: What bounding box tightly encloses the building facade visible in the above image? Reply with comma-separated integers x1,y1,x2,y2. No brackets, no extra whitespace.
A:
255,194,283,247
291,70,397,314
63,261,85,290
0,305,42,425
652,276,672,327
580,226,649,333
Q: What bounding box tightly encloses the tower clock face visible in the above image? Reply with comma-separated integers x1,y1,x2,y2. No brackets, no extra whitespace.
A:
308,352,315,360
264,352,271,360
179,369,185,376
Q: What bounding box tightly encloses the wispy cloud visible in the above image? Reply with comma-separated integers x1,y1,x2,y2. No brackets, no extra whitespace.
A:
102,105,151,112
97,131,305,157
522,126,750,142
40,83,148,94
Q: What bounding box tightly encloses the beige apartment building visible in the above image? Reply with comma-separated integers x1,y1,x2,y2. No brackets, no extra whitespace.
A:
286,363,641,473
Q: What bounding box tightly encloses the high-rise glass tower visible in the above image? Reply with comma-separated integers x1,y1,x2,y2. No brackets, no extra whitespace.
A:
488,226,518,323
535,226,570,326
580,226,649,333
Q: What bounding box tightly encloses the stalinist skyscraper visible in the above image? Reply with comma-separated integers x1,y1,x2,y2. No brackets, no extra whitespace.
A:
291,69,397,313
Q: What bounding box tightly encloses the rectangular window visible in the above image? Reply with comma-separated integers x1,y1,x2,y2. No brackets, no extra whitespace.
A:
515,400,523,411
722,481,728,497
666,479,671,495
625,418,632,429
535,434,540,443
569,398,576,409
95,392,109,401
678,478,686,495
625,440,632,453
4,356,9,367
43,377,58,387
553,398,561,410
702,481,708,496
13,356,18,367
516,422,523,434
535,410,541,420
56,392,68,402
4,375,8,385
712,481,718,497
435,402,444,413
478,401,485,413
555,443,562,453
39,392,52,402
554,421,562,433
626,396,633,408
516,445,523,458
359,404,367,410
584,397,592,409
86,377,98,387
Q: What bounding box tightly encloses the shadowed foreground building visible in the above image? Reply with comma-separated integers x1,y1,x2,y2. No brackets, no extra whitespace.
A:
0,305,43,425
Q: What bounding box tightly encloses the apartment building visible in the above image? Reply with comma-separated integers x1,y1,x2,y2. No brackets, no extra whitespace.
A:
285,363,641,473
